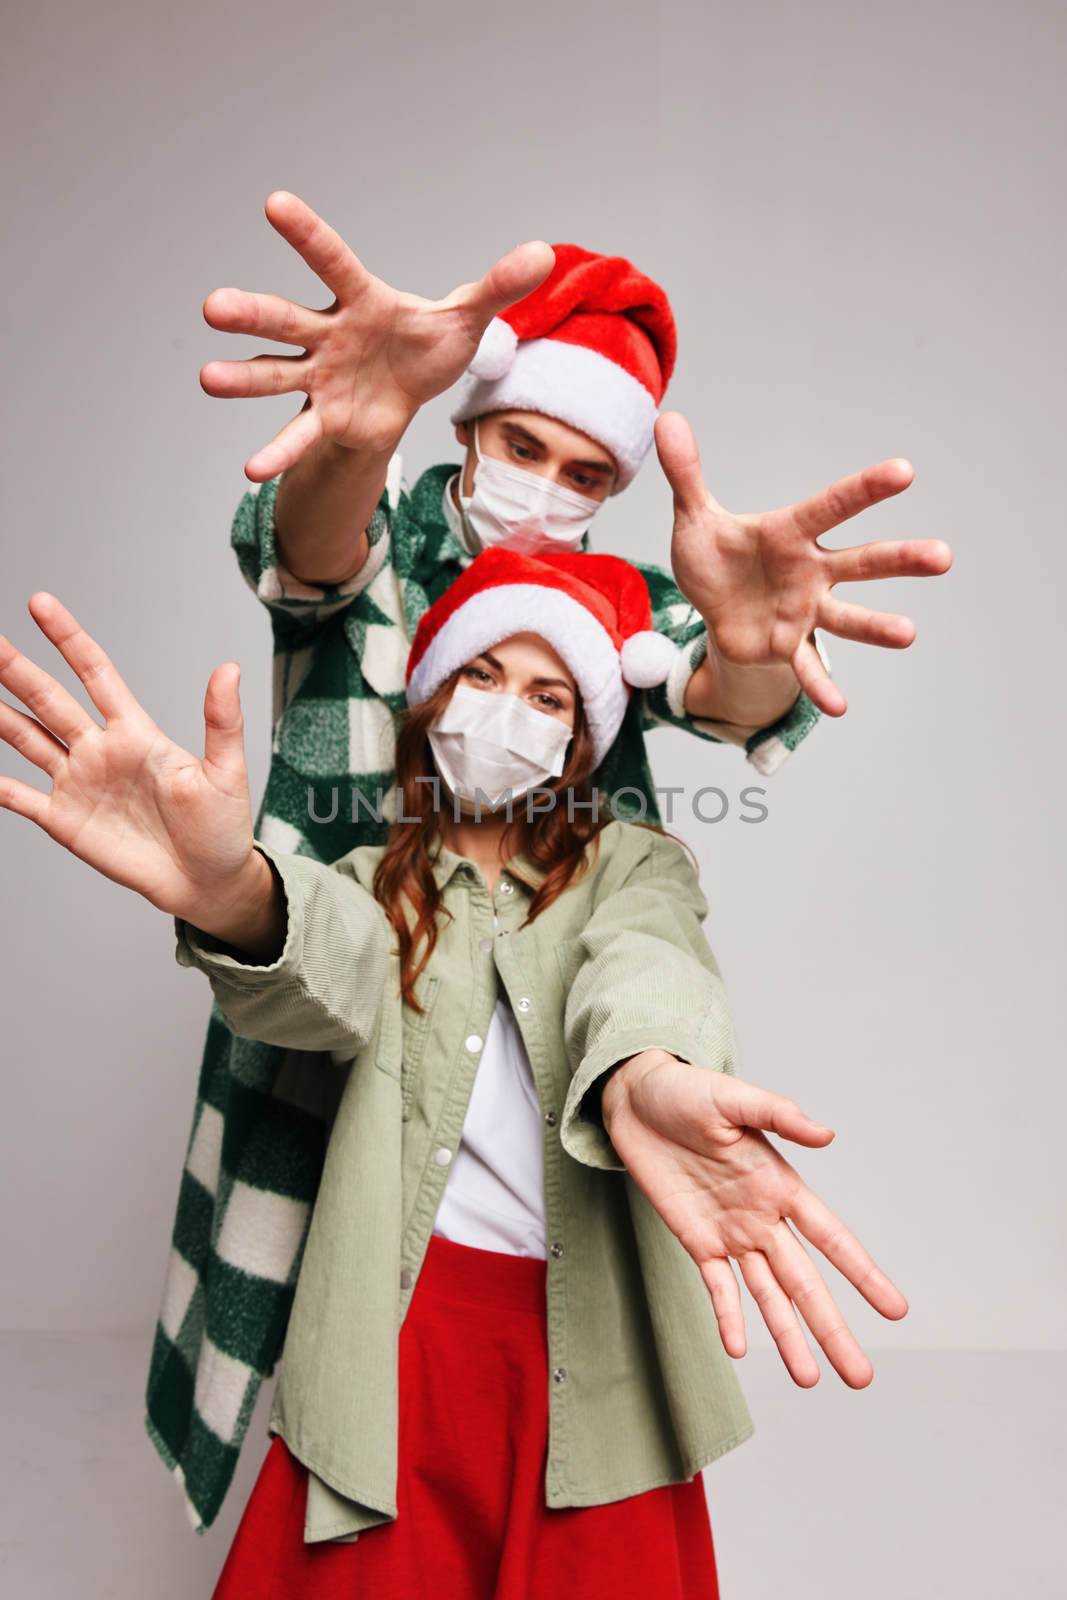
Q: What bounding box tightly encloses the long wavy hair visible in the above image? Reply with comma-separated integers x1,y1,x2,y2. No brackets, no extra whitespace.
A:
373,668,610,1008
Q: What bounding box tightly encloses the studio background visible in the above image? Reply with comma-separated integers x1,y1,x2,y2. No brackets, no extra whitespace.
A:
2,2,1063,1595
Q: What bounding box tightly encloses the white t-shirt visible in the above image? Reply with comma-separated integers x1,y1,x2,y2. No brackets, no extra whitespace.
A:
432,942,548,1260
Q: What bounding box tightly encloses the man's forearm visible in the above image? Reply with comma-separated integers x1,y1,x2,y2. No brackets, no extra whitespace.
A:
274,429,398,587
683,642,801,727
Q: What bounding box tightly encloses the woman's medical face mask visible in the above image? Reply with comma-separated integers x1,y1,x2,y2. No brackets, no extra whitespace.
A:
427,680,574,814
457,418,605,554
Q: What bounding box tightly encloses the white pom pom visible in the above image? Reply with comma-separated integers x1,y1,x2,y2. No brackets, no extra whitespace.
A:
469,316,518,381
620,630,679,688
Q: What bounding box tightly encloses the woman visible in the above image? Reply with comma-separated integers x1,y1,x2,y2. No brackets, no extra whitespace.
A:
0,547,908,1598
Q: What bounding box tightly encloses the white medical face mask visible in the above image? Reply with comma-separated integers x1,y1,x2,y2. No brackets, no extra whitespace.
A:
427,680,574,814
457,418,604,554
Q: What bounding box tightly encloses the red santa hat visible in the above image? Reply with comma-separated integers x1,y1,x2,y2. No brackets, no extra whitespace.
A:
448,243,677,495
406,547,680,767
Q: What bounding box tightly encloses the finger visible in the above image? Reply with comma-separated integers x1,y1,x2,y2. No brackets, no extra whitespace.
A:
203,663,247,786
763,1225,874,1388
698,1255,747,1358
653,411,726,522
244,404,324,483
792,634,847,718
791,458,916,541
263,190,368,301
736,1250,820,1387
202,286,323,347
0,772,49,829
816,596,916,649
0,619,97,745
200,353,312,401
445,239,556,333
26,593,142,723
826,537,953,586
708,1076,836,1148
788,1183,909,1322
0,699,66,778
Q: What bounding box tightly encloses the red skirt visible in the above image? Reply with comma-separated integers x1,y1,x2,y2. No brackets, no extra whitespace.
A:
211,1232,721,1599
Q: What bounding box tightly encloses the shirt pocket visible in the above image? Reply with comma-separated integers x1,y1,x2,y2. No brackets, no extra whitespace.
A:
400,974,442,1122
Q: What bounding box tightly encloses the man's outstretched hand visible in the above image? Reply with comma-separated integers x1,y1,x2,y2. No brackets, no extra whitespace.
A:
657,411,953,717
200,190,555,482
602,1050,909,1388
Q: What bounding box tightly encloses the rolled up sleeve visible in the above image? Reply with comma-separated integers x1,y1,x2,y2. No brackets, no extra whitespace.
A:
230,456,399,634
173,841,390,1057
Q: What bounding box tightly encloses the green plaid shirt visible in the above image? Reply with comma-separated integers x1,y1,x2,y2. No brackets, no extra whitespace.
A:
144,455,821,1534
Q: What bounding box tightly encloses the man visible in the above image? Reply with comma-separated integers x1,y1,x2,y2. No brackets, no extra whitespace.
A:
145,191,950,1535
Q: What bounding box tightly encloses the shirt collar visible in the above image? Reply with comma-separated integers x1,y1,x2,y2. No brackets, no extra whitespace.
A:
429,837,551,894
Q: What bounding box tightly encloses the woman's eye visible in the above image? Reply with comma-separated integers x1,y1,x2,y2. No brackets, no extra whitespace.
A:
532,693,563,711
462,666,492,683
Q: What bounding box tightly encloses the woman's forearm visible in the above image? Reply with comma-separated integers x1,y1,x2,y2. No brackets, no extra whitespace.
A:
601,1049,679,1131
185,848,287,964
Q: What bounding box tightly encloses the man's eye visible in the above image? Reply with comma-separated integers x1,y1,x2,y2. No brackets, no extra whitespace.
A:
508,441,535,461
571,474,594,490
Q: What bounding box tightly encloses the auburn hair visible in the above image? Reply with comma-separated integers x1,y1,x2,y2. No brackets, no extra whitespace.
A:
373,669,612,1009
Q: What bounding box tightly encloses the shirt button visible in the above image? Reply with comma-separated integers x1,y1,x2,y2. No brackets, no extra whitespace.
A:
516,996,532,1013
499,881,514,896
544,1110,558,1127
478,937,493,954
433,1147,453,1167
399,1268,414,1291
549,1242,564,1258
465,1034,483,1053
552,1367,568,1384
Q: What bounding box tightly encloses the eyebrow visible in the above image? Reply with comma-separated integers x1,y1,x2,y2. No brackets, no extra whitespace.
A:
479,650,575,694
501,420,614,477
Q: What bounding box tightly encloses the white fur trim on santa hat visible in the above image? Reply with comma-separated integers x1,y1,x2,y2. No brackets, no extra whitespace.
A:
469,317,519,382
407,582,629,767
450,336,658,494
620,630,679,688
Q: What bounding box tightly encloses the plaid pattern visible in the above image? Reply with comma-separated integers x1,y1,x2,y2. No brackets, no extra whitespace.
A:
144,455,822,1533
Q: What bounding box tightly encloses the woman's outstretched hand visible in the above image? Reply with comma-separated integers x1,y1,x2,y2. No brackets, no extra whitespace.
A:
0,594,279,951
602,1050,909,1388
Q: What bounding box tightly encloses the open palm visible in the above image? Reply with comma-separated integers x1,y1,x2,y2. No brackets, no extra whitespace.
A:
200,190,555,481
0,594,254,921
657,411,953,716
604,1051,909,1388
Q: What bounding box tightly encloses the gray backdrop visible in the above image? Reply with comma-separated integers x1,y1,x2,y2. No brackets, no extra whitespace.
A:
2,1,1064,1593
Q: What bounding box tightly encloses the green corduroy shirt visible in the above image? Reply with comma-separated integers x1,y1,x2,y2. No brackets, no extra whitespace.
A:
173,818,755,1544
